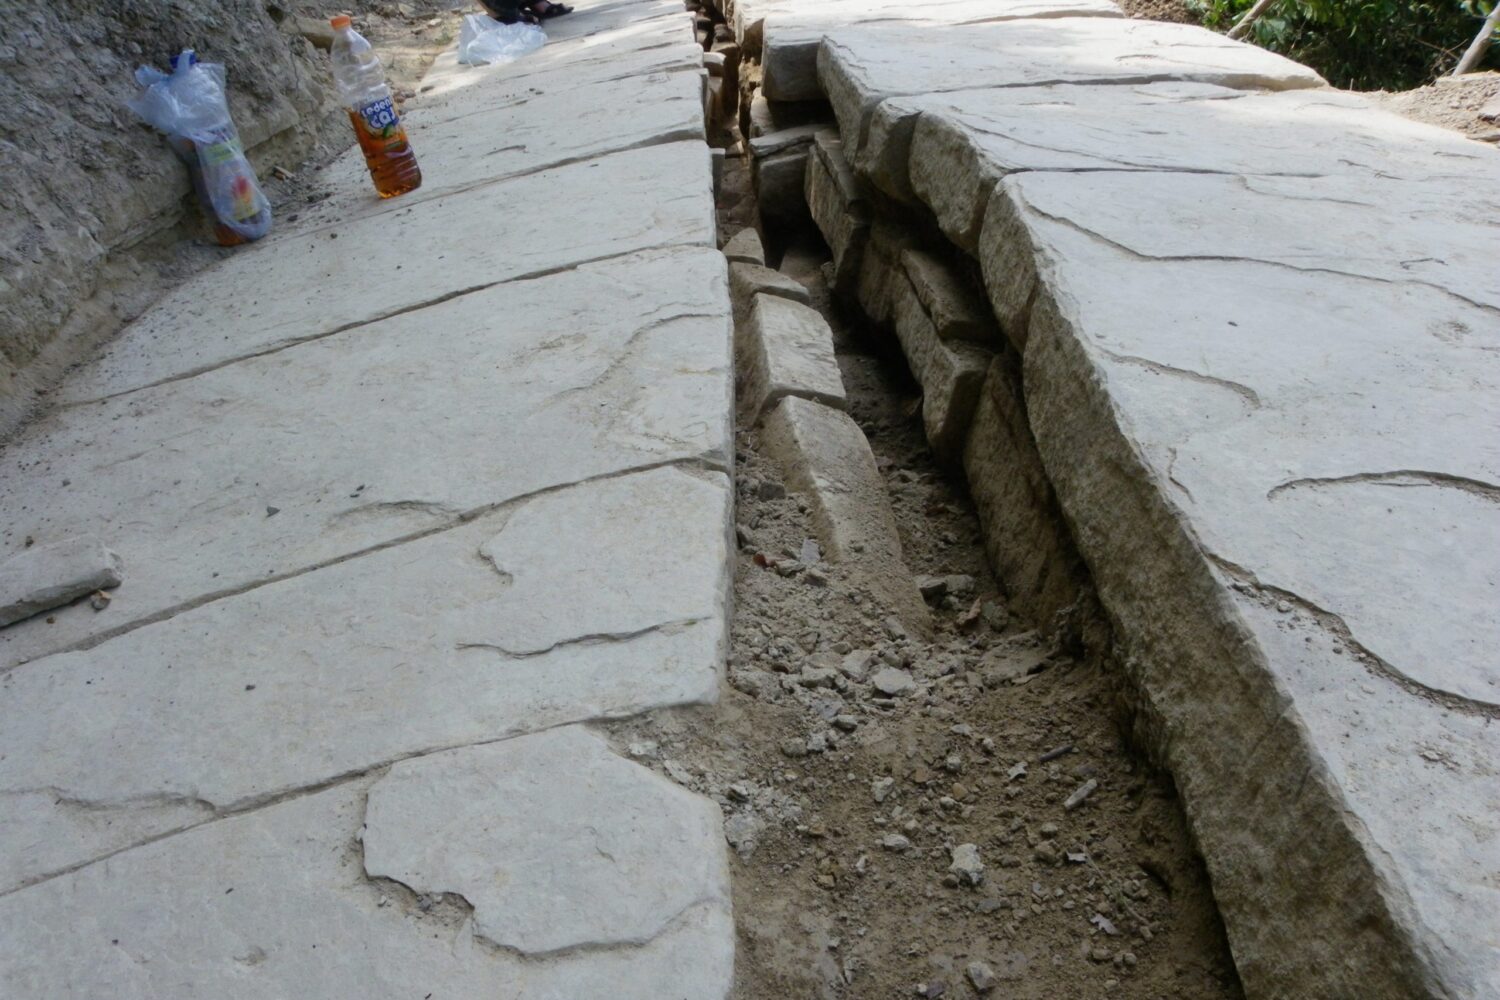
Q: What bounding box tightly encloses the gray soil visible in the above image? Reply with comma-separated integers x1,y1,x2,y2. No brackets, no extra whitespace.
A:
608,156,1245,1000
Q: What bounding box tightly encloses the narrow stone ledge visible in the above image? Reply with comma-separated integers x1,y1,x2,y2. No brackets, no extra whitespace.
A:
759,396,929,631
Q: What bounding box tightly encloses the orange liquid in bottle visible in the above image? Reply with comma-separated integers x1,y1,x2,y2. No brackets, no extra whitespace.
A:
348,106,422,199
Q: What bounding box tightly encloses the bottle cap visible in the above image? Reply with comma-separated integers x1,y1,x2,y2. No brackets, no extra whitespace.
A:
330,14,352,28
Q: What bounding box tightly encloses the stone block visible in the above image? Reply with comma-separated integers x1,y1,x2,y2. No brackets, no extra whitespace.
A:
363,727,731,956
722,226,766,266
736,293,847,422
740,0,1122,101
0,536,122,628
747,94,834,138
962,360,1087,625
1007,150,1500,996
805,129,870,294
905,83,1491,254
303,69,708,232
728,260,812,325
59,142,718,403
0,466,732,889
899,248,996,345
749,125,822,232
0,248,732,669
891,273,990,463
852,217,920,327
818,20,1325,201
0,733,734,999
760,396,928,630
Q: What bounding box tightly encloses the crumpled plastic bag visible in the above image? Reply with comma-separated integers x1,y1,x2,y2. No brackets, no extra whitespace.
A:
458,14,546,66
128,50,272,243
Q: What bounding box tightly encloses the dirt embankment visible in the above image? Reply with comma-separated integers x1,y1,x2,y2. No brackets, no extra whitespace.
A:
0,0,457,440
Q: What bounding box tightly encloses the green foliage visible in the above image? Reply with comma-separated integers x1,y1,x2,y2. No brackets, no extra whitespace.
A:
1190,0,1497,90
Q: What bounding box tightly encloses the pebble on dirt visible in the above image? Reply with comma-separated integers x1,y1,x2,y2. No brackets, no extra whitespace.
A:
949,843,984,886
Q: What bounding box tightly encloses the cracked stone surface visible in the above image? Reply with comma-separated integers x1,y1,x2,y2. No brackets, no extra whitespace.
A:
902,83,1498,251
54,140,715,403
0,761,734,1000
988,118,1499,999
0,2,735,994
817,19,1324,199
295,69,707,232
0,465,730,891
0,248,730,669
745,0,1121,101
363,726,731,956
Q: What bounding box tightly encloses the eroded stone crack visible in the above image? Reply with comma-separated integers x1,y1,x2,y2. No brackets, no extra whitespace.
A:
455,616,705,659
1267,470,1500,504
2,454,727,675
1208,552,1500,719
57,242,708,409
1020,201,1500,318
1099,348,1262,409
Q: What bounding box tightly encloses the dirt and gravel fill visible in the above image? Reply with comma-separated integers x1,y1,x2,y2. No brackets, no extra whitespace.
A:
1369,71,1500,141
614,157,1244,998
1118,0,1198,24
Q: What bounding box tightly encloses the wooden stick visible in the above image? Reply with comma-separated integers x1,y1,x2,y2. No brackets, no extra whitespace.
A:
1227,0,1280,40
1452,3,1500,76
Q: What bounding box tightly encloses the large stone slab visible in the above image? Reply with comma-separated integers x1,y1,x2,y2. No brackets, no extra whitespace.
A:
747,0,1121,101
292,69,707,233
0,248,730,669
905,82,1497,252
0,465,730,892
364,727,730,955
0,732,734,999
1001,157,1500,997
980,167,1500,345
56,141,715,402
817,19,1325,200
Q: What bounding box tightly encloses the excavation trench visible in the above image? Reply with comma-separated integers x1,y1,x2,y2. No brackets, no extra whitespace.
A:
608,146,1244,998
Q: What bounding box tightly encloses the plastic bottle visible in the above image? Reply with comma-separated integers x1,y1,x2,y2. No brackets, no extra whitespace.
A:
329,15,422,198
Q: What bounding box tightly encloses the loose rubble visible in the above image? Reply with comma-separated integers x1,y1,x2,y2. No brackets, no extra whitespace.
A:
611,155,1241,996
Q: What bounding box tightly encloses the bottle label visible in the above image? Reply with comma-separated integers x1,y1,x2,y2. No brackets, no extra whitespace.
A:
357,96,400,136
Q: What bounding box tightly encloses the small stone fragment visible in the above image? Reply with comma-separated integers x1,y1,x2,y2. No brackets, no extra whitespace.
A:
966,960,997,992
0,535,124,627
872,666,916,696
881,833,912,852
724,810,765,858
916,575,948,600
949,843,984,886
1064,778,1099,811
872,776,895,803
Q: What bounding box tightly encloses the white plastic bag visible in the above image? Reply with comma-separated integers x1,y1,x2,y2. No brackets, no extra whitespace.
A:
128,50,272,243
457,14,546,66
